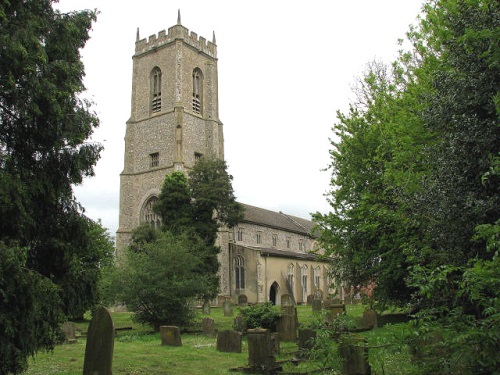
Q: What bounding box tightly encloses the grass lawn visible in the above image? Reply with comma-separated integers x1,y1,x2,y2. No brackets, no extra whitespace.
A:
25,303,415,375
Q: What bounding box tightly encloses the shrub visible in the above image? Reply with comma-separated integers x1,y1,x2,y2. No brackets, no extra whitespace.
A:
240,302,281,331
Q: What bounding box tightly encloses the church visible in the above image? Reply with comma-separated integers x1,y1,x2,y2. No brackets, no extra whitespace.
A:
116,14,332,306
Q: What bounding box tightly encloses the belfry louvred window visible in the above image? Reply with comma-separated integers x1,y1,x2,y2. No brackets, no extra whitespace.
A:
151,67,162,112
192,68,202,114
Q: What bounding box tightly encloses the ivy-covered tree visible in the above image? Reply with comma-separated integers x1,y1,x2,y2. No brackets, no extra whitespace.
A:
0,1,104,373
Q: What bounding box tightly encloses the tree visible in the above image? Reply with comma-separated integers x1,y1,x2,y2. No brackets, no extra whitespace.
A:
315,0,500,372
0,1,103,372
120,231,213,330
154,158,244,301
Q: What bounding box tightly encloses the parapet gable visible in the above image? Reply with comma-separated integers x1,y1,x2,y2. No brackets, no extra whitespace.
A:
135,24,217,58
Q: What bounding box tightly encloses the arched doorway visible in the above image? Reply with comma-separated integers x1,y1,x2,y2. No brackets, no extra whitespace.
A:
269,282,280,305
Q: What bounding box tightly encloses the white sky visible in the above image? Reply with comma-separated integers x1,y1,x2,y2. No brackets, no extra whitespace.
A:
55,1,424,238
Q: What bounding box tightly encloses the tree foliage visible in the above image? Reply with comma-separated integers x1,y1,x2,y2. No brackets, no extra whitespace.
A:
0,1,107,372
120,231,213,330
314,0,499,372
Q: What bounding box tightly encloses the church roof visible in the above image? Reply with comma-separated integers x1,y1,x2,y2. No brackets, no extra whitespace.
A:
239,203,316,237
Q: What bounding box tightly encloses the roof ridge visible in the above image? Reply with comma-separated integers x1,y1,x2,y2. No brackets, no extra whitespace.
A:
279,211,308,232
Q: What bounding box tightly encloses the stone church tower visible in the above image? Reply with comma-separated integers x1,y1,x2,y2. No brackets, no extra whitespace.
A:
116,13,223,252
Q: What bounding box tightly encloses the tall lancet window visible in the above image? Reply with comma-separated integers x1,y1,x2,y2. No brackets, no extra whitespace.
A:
192,68,203,114
151,67,162,113
235,254,245,290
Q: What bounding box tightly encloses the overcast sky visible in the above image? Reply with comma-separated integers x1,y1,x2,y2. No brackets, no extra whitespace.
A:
55,0,424,238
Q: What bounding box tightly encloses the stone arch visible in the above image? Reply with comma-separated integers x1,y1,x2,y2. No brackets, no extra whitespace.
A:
269,281,280,306
140,194,161,228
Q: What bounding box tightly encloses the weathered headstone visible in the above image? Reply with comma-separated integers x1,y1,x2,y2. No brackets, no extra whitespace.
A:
298,328,317,352
216,329,242,353
233,316,246,332
83,306,114,375
311,298,322,313
247,329,281,373
362,309,378,329
202,300,211,315
61,321,77,343
202,317,216,337
314,289,323,300
223,300,233,316
306,294,315,305
270,332,280,355
160,326,182,346
276,306,298,342
238,294,248,307
339,336,371,375
281,294,294,307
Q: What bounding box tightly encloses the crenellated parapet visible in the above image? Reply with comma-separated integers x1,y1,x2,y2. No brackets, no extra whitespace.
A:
135,24,217,58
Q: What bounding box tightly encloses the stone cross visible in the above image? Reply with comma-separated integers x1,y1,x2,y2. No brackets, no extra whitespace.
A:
83,306,114,375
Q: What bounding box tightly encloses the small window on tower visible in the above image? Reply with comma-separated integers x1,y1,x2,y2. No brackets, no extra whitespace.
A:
150,152,159,168
151,67,162,113
194,152,203,161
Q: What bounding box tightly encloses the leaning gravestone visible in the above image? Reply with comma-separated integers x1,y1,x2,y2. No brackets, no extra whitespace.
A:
160,326,182,346
83,306,114,375
202,300,211,315
216,329,242,353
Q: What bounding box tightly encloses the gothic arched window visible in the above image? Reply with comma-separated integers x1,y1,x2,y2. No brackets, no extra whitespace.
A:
151,67,162,113
192,68,203,114
234,254,245,290
141,196,161,228
300,265,308,302
287,264,295,293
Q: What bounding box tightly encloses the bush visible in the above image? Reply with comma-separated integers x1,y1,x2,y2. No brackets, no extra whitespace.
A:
239,302,281,331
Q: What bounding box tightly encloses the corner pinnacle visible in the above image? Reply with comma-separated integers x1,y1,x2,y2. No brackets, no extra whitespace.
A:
177,9,181,25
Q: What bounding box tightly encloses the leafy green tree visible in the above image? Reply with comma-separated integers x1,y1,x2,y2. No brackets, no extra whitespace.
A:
120,231,213,330
154,158,244,301
0,1,104,372
315,0,499,372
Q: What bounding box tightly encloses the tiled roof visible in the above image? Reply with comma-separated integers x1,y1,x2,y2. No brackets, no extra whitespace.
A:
239,203,315,236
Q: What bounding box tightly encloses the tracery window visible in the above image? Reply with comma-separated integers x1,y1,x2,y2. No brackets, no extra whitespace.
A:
192,68,203,114
141,196,161,228
235,255,245,289
151,67,162,113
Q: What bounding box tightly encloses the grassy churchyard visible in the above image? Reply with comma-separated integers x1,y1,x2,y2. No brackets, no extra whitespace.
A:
26,304,417,375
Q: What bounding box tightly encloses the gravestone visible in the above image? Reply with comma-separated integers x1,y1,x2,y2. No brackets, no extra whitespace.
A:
281,294,294,307
160,326,182,346
339,336,371,375
314,289,323,300
202,318,216,337
325,303,346,324
61,321,77,343
306,294,315,305
216,329,242,353
311,298,322,313
233,316,246,332
247,329,280,373
277,306,298,342
362,309,378,329
270,332,280,355
238,294,248,307
223,300,233,317
202,300,211,315
83,306,114,375
298,328,317,352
